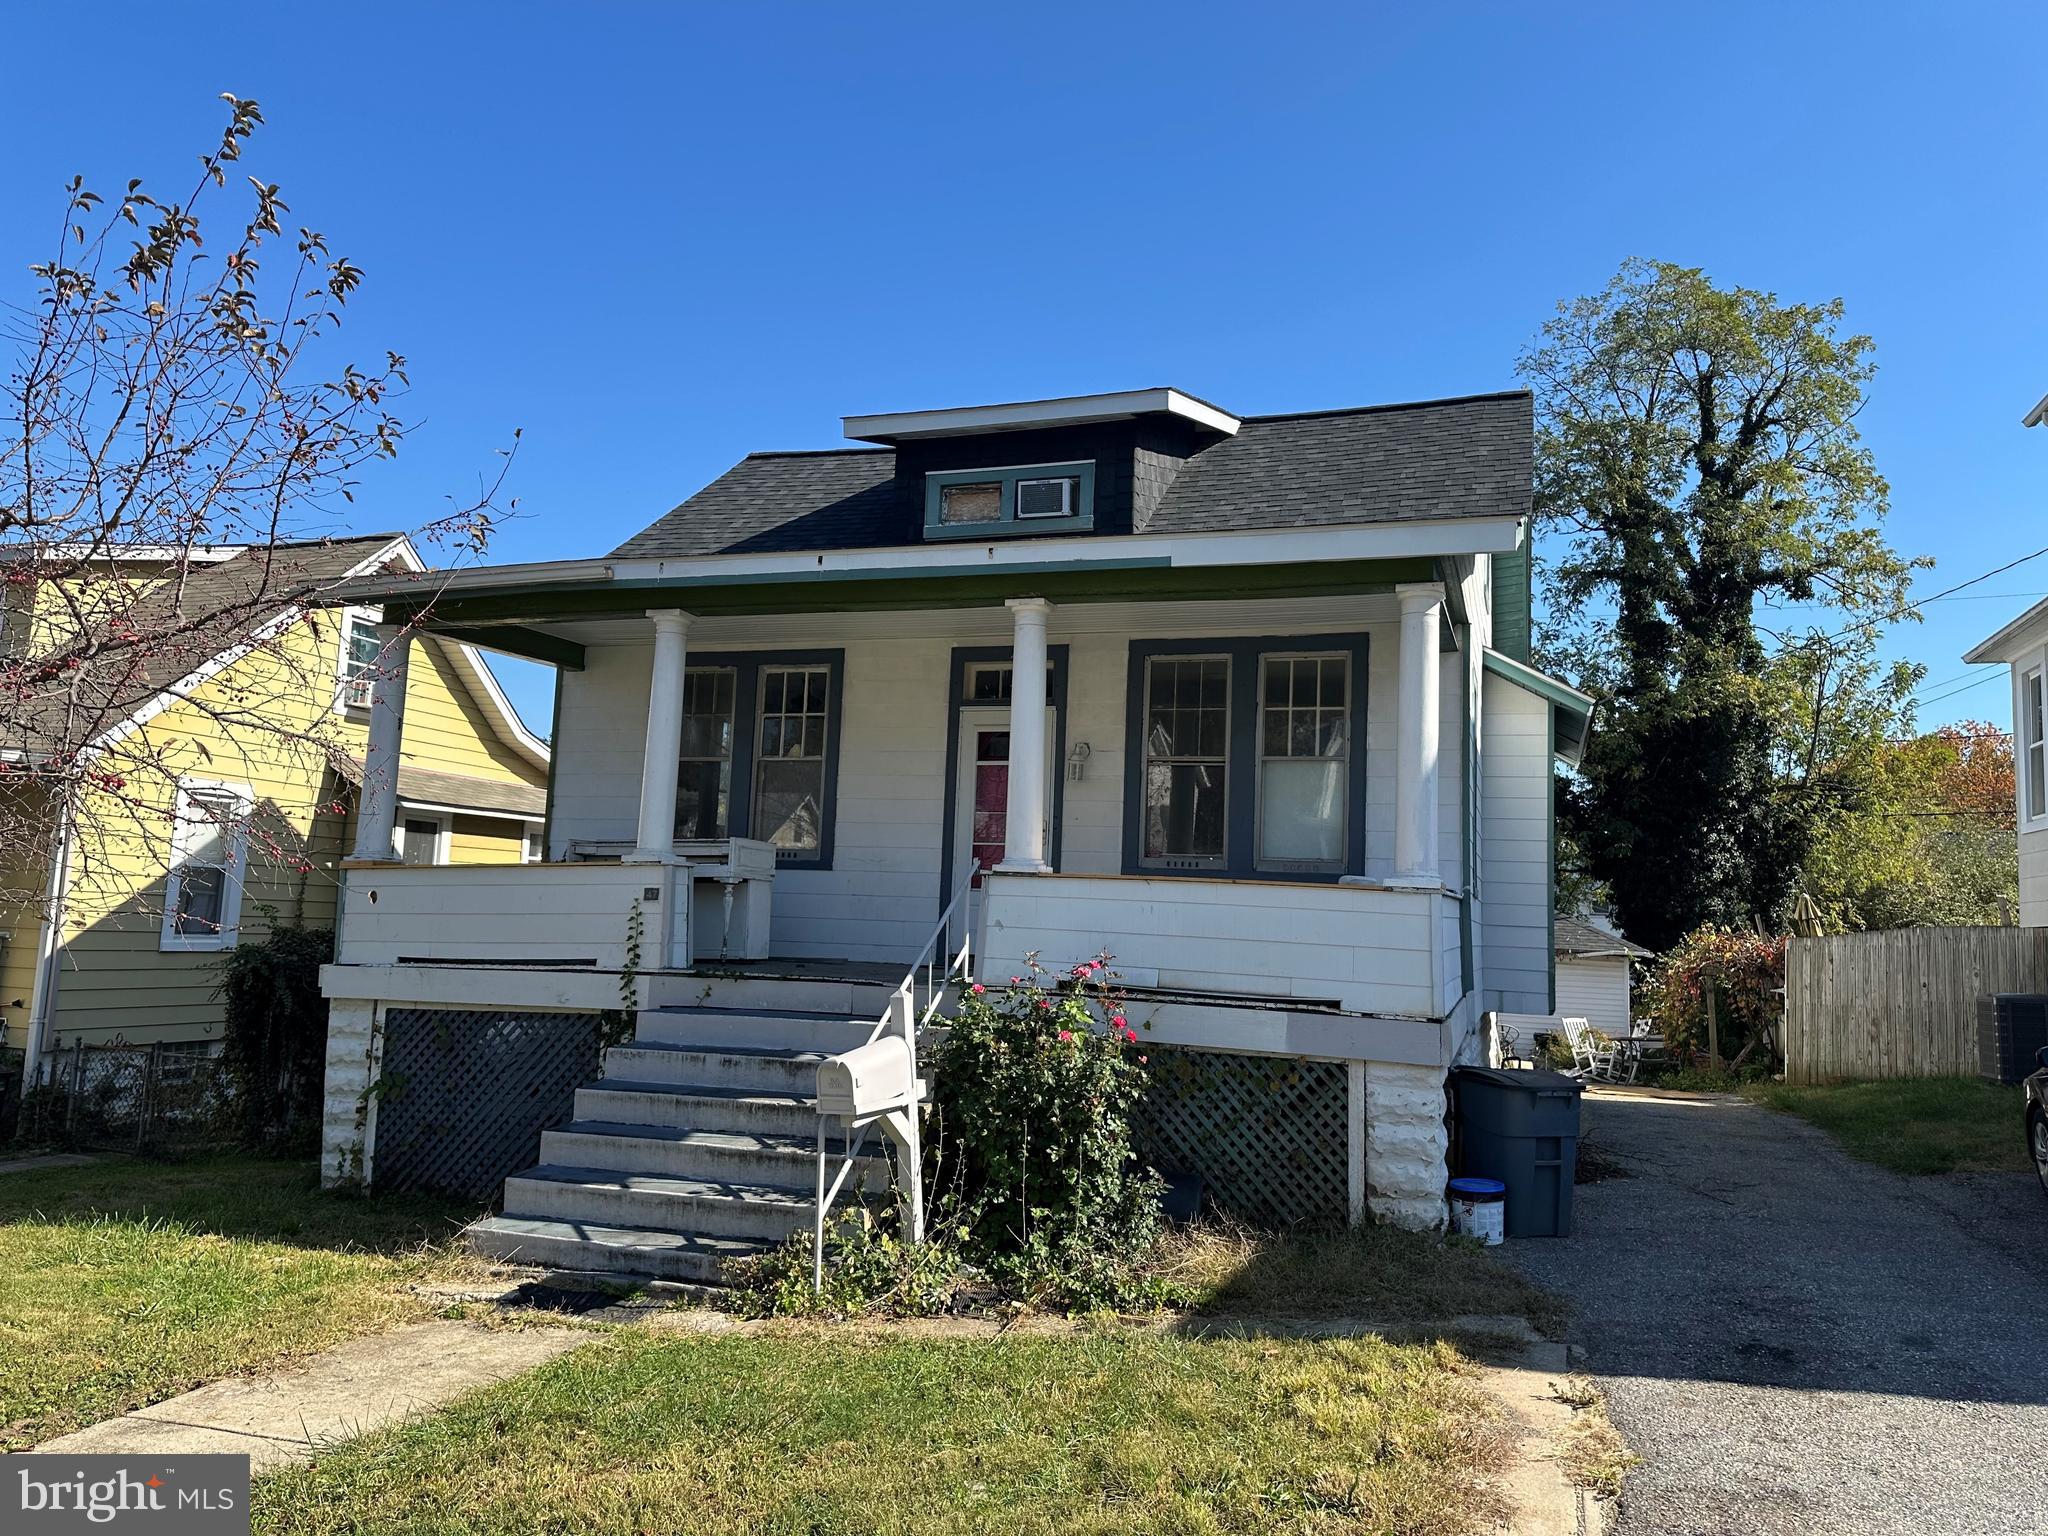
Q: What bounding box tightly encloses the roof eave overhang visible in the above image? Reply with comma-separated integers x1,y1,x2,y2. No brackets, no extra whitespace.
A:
1482,647,1596,766
844,387,1241,443
1964,594,2048,664
334,515,1528,611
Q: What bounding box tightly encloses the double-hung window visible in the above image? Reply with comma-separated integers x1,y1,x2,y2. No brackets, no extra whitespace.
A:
675,667,737,839
335,606,384,713
1128,635,1366,879
1141,657,1230,868
2024,664,2047,824
160,778,253,952
1257,654,1351,872
664,651,843,866
753,665,831,856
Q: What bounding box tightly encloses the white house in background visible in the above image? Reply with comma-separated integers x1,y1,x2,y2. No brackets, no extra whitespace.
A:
316,386,1594,1278
1554,917,1651,1036
1965,599,2048,923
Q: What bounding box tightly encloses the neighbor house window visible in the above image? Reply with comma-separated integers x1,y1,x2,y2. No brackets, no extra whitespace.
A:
524,827,545,863
752,665,832,857
1257,654,1350,872
675,666,737,839
924,462,1096,539
336,607,385,712
160,779,252,952
2026,665,2046,823
1140,656,1230,869
396,814,446,866
1125,635,1368,881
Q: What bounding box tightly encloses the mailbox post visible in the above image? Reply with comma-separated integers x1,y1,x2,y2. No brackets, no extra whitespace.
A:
813,980,926,1292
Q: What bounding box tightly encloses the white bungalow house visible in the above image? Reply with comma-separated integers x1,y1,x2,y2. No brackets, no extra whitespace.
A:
1965,599,2048,923
317,386,1593,1279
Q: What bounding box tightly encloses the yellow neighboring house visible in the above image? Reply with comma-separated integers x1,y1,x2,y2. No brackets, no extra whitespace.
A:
0,534,549,1066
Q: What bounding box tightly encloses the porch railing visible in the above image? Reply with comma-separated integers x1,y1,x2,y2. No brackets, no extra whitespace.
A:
812,861,978,1292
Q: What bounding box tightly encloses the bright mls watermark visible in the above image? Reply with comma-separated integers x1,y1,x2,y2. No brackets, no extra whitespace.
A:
8,1456,249,1533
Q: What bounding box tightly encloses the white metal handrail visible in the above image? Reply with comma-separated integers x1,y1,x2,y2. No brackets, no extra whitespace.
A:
813,861,980,1291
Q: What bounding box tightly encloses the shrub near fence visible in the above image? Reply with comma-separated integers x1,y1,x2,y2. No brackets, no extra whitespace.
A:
1783,926,2048,1083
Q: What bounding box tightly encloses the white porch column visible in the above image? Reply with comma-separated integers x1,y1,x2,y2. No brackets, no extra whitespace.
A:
997,596,1053,873
632,608,691,862
1391,582,1444,886
349,624,410,860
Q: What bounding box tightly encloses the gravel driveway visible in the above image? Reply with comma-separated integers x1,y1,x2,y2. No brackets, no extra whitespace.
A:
1502,1087,2048,1536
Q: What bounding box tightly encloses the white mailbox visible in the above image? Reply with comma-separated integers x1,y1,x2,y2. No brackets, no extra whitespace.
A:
816,1035,917,1120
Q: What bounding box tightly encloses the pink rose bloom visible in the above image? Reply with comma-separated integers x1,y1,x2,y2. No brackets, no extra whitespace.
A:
1110,1014,1126,1028
1058,1030,1073,1043
1138,1054,1148,1064
970,983,985,994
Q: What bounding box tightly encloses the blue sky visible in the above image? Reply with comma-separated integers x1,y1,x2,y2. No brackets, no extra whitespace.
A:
3,3,2043,736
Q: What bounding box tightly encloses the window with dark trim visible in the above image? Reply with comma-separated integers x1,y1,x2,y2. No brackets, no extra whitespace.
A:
1123,634,1369,881
666,650,844,867
924,462,1096,539
675,666,736,839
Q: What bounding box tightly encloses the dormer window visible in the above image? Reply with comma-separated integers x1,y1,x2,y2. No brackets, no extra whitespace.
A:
925,462,1095,539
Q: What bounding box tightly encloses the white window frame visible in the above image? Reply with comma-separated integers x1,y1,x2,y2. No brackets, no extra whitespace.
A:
392,809,453,866
2021,657,2048,829
523,826,546,864
159,776,254,953
333,604,384,715
1252,650,1352,876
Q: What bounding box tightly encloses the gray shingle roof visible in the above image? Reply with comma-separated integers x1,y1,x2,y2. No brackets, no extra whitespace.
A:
7,536,402,759
1555,917,1653,959
610,391,1530,559
337,757,546,818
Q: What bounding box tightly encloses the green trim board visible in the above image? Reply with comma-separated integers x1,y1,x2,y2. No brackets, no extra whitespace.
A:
1546,707,1557,1014
1490,532,1532,662
434,624,587,671
391,558,1438,629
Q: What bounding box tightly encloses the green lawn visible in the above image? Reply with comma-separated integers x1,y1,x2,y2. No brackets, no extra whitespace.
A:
0,1154,478,1449
255,1328,1510,1536
1747,1076,2032,1176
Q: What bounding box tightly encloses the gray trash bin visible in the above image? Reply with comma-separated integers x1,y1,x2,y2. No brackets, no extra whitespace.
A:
1451,1066,1584,1238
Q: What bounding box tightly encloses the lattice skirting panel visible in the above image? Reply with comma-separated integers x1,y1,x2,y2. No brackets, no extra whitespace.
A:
1136,1048,1349,1228
375,1009,603,1201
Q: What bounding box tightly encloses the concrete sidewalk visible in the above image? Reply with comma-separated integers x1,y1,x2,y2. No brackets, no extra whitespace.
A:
32,1319,589,1471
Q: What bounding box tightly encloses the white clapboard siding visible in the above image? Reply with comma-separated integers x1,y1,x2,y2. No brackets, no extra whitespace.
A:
545,604,1468,967
1555,955,1631,1036
981,873,1444,1017
1478,671,1552,1014
2022,824,2048,927
338,863,661,968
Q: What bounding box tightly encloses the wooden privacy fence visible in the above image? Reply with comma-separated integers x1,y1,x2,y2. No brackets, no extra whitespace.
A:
1783,926,2048,1083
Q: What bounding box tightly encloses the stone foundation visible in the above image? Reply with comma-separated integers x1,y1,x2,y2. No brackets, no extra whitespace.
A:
1365,1061,1449,1229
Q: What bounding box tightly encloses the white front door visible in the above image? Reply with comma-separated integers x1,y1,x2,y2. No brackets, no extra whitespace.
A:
953,707,1057,940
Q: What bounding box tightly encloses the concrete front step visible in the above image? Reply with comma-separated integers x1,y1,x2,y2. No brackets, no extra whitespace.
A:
574,1080,818,1139
635,1008,875,1054
502,1164,819,1244
539,1121,890,1192
643,975,899,1017
466,1214,770,1283
604,1040,828,1092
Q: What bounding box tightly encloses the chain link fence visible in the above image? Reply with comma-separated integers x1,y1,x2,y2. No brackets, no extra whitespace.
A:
14,1039,231,1154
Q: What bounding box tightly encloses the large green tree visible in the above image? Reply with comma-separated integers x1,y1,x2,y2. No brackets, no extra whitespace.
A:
1520,260,1922,951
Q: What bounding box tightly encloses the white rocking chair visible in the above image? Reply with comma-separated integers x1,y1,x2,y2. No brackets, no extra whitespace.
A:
1561,1017,1630,1084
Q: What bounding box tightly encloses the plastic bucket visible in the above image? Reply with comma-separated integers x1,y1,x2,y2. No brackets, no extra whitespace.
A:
1448,1176,1507,1245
